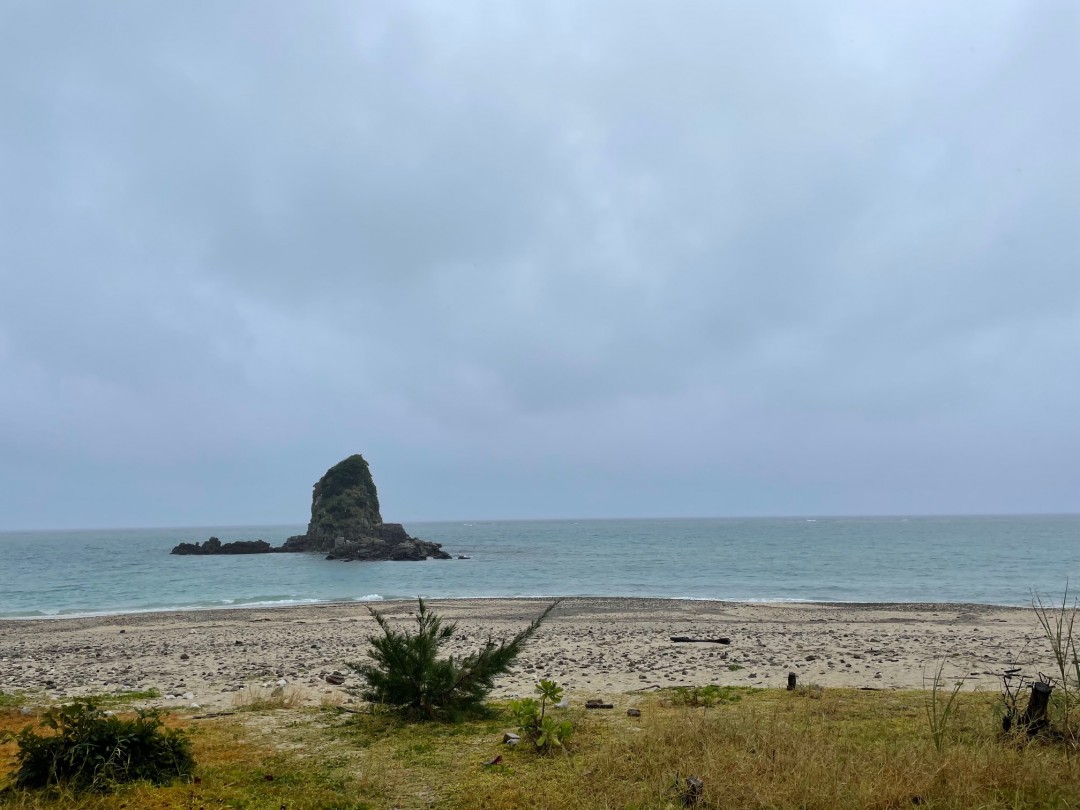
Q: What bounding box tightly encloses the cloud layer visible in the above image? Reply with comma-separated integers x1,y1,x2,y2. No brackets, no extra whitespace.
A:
2,2,1078,528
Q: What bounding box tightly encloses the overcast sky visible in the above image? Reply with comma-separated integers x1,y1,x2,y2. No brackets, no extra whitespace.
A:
1,2,1078,530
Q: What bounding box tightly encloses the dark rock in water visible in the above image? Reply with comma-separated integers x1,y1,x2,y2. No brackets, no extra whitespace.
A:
171,537,276,555
323,523,449,561
171,454,451,561
280,455,450,560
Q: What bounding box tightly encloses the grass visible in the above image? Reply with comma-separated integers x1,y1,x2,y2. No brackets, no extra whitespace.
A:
231,684,302,711
2,688,1080,808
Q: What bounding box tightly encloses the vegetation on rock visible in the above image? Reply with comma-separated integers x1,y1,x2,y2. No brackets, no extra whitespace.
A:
306,454,382,541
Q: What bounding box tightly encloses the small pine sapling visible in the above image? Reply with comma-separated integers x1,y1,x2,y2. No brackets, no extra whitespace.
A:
349,598,560,720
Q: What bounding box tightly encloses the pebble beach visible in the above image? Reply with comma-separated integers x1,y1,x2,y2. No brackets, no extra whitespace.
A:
0,598,1056,711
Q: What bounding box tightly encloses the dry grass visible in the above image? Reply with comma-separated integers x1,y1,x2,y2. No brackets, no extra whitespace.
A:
3,689,1080,809
231,683,303,711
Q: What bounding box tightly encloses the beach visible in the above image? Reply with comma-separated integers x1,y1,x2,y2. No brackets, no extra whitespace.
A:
0,598,1055,711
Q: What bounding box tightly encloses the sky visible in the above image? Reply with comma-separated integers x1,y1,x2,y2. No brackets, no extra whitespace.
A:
1,2,1078,530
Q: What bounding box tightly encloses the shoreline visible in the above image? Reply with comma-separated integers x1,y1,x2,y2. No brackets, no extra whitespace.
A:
0,597,1053,712
0,594,1039,623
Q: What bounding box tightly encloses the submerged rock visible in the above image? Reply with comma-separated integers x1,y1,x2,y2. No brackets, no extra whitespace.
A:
171,454,450,561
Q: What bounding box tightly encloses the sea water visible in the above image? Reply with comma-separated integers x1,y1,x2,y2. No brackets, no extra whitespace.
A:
0,515,1078,618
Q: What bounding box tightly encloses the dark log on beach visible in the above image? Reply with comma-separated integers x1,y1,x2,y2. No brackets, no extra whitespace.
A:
1020,681,1053,733
670,636,730,644
585,699,614,709
787,672,797,690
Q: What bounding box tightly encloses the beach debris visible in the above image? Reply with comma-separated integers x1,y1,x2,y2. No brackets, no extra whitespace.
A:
179,653,189,660
585,699,613,709
670,636,730,644
483,755,503,766
674,773,704,807
324,672,346,685
787,672,798,690
554,698,570,709
627,707,641,717
502,732,521,745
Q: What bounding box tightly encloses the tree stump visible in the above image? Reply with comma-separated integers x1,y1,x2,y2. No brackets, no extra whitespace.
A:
1020,681,1053,734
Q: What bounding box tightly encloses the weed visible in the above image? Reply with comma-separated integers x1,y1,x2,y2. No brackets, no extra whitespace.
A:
509,679,573,753
924,659,965,753
232,685,301,711
1032,587,1080,744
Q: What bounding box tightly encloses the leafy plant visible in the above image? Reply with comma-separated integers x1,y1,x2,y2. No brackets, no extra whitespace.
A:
510,679,573,752
924,659,965,753
349,597,560,720
11,699,194,791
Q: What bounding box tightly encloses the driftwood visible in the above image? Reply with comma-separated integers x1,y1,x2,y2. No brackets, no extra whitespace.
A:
585,699,614,709
670,636,730,644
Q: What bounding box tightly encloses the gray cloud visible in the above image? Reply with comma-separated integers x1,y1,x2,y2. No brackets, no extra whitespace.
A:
1,1,1078,528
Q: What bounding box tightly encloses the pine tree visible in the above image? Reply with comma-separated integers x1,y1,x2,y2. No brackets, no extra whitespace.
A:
349,598,560,720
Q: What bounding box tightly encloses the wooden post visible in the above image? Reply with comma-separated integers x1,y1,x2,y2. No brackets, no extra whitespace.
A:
1020,681,1053,734
787,672,797,691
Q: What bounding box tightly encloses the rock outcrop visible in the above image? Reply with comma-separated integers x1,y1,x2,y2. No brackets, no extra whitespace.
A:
171,537,276,555
171,455,450,561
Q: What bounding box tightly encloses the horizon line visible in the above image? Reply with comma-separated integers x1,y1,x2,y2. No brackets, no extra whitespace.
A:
3,510,1080,534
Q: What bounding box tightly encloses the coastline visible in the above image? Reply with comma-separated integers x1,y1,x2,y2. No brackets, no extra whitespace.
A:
0,597,1053,711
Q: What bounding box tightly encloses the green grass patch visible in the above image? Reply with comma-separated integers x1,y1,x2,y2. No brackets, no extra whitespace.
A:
666,683,753,707
0,694,29,712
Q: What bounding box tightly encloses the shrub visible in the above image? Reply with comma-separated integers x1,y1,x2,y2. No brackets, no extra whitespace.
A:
11,699,194,792
509,679,573,752
349,597,560,720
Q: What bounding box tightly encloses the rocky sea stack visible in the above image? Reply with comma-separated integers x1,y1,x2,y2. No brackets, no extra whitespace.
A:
172,455,450,561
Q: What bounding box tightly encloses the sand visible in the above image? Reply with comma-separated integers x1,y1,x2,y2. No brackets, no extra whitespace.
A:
0,598,1055,711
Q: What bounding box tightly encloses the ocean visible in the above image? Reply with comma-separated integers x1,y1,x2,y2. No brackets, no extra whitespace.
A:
1,515,1078,618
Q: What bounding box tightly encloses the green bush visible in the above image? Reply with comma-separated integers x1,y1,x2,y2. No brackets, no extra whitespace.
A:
11,699,194,792
349,598,559,720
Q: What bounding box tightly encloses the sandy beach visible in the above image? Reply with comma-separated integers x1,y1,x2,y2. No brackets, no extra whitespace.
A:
0,598,1056,711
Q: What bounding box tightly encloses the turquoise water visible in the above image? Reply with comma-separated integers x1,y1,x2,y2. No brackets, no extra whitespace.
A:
1,515,1078,617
